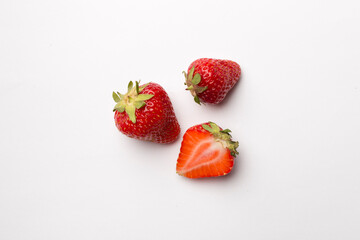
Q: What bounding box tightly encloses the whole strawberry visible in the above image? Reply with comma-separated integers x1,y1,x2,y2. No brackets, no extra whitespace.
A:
176,122,239,178
183,58,241,104
113,81,180,144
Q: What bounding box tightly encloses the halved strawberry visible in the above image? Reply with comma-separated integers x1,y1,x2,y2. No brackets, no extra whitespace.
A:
176,122,239,178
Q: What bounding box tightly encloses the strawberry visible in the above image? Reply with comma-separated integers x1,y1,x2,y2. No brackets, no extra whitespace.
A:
176,122,239,178
112,81,180,144
183,58,241,104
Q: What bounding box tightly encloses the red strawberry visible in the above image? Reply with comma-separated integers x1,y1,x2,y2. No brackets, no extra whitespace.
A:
176,122,239,178
113,81,180,144
183,58,241,104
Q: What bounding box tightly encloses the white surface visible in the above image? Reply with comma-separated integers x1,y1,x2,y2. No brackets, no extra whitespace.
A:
1,0,360,239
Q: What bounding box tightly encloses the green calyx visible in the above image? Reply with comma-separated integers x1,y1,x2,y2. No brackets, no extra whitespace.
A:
202,122,239,157
183,66,208,105
112,81,154,124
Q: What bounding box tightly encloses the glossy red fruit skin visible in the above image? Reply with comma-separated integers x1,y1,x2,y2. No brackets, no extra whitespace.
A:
114,82,180,144
186,122,217,134
188,58,241,104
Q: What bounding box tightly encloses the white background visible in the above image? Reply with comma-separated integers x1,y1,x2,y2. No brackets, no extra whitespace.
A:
1,0,360,239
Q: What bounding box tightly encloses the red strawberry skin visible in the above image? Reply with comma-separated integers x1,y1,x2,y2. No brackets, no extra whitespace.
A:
176,122,238,178
114,82,180,144
186,58,241,104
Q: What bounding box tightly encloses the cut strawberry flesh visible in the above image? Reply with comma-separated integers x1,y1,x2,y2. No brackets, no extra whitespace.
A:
176,130,234,178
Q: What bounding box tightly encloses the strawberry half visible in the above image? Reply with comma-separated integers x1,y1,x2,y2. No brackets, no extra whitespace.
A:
113,81,180,144
176,122,239,178
183,58,241,104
